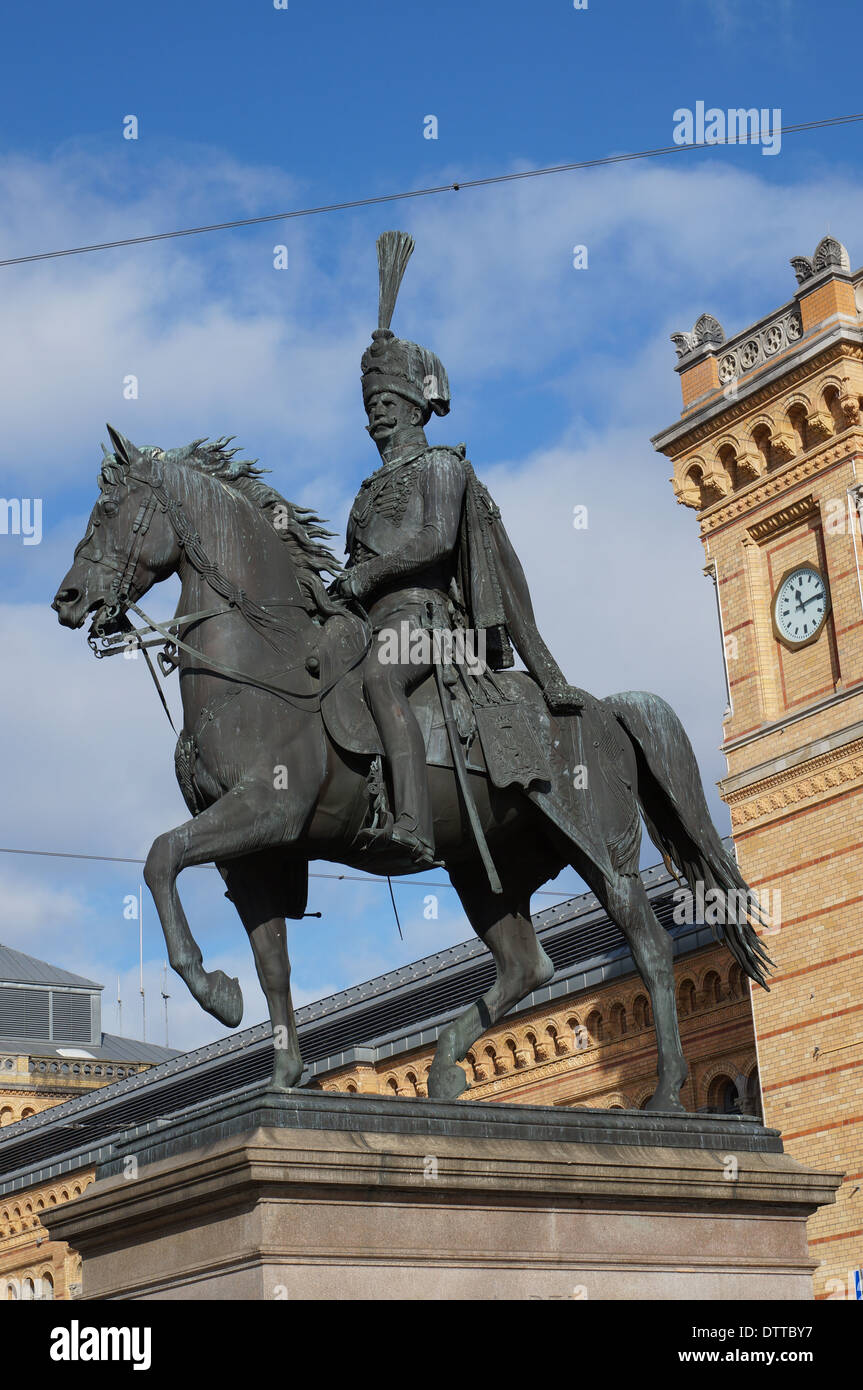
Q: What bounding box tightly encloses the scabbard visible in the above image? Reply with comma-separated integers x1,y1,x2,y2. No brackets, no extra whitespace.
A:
434,661,503,895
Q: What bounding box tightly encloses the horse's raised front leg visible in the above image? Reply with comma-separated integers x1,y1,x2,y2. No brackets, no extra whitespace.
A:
218,853,303,1090
144,782,299,1027
428,867,554,1102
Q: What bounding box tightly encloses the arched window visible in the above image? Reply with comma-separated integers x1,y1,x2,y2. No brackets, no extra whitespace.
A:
824,385,846,432
633,995,651,1029
752,422,772,470
788,403,809,452
677,980,696,1016
40,1272,54,1301
707,1074,739,1115
586,1010,603,1043
22,1277,35,1301
610,1002,627,1036
718,443,739,491
703,971,722,1005
744,1067,762,1120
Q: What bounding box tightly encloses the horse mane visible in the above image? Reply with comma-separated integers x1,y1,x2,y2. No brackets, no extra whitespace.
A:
99,436,343,612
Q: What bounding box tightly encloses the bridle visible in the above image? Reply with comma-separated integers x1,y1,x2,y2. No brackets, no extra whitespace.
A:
78,451,371,726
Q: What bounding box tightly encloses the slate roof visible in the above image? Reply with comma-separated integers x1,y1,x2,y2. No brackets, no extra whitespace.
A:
0,1034,178,1064
0,943,102,991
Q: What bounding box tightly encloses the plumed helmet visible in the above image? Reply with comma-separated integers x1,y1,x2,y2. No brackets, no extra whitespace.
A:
360,231,450,418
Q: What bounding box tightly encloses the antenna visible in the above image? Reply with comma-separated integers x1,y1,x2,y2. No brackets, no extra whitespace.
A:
161,961,171,1048
139,884,146,1043
116,976,122,1035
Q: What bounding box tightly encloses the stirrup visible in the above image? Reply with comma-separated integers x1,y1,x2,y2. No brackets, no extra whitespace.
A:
390,822,436,869
353,819,438,870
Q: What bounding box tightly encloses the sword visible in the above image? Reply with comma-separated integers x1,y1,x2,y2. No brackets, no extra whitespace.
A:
434,657,503,895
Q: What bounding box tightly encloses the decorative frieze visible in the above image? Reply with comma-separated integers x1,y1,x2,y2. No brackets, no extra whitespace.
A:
725,739,863,827
746,494,817,542
714,309,804,386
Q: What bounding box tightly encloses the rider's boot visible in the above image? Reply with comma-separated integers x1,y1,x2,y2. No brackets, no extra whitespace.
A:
357,684,437,869
385,738,436,868
390,812,436,868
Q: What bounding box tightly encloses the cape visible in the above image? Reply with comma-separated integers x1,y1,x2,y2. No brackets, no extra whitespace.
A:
456,457,523,671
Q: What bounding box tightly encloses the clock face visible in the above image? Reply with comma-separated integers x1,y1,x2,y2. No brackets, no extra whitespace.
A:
773,564,830,649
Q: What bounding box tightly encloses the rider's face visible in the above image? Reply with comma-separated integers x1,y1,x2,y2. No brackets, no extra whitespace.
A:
366,392,419,446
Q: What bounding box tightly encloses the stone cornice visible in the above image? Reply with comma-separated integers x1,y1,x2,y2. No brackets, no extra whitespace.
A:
654,337,863,458
721,716,863,793
746,494,818,542
724,737,863,827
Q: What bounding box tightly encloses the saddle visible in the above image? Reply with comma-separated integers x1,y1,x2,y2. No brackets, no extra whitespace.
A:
313,606,635,882
316,607,549,786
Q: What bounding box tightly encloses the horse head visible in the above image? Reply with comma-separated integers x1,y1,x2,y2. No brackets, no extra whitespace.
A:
53,425,181,635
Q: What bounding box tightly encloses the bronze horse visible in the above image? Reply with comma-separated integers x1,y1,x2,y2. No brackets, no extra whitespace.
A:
53,429,771,1109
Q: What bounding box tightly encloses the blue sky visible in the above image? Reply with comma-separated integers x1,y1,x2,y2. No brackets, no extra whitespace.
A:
1,0,862,1051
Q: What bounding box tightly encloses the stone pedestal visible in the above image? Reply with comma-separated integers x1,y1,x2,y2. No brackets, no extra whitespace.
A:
43,1088,841,1300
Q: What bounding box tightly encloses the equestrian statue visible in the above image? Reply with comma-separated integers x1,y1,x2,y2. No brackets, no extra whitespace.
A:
53,231,772,1110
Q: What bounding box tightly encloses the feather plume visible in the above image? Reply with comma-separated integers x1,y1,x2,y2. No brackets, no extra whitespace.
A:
376,230,414,332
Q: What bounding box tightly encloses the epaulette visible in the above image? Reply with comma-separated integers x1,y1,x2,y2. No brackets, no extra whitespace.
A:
424,443,468,462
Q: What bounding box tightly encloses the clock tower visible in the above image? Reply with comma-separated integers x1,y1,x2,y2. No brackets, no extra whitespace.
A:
653,236,863,1299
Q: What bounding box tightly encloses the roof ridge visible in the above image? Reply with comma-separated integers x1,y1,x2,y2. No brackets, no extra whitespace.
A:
0,941,102,990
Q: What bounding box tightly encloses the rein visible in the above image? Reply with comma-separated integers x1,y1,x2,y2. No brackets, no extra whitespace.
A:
84,454,372,724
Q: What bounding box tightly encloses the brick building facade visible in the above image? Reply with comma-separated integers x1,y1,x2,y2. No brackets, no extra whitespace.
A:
653,234,863,1299
0,942,176,1298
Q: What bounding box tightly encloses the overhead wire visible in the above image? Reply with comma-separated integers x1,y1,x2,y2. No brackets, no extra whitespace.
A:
0,112,860,270
0,845,577,897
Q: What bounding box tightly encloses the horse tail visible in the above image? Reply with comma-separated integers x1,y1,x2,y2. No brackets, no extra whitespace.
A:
604,690,774,989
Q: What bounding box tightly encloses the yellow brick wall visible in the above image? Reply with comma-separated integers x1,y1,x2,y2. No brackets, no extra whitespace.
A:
680,355,720,410
799,278,857,334
0,1174,94,1300
660,295,863,1299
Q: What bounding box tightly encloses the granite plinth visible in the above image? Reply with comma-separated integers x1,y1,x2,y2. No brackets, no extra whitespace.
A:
42,1086,841,1301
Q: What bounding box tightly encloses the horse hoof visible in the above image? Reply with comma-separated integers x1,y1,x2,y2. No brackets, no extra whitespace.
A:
270,1058,303,1091
208,971,243,1029
643,1091,686,1113
428,1062,469,1102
